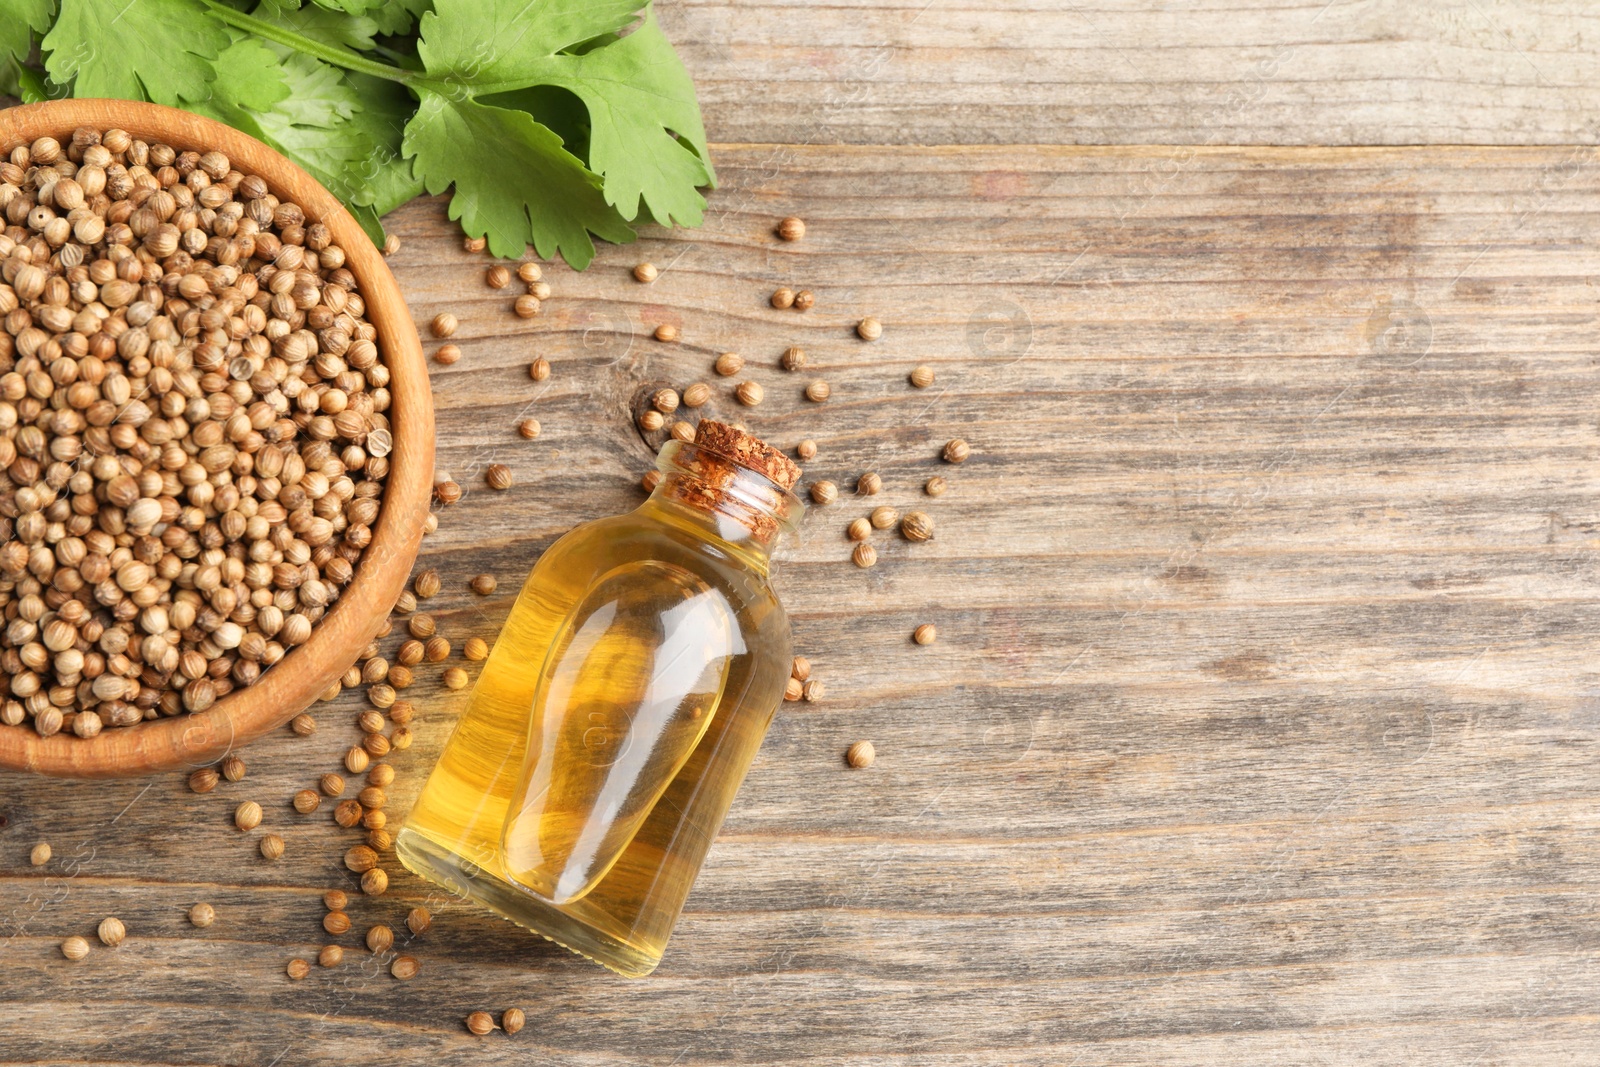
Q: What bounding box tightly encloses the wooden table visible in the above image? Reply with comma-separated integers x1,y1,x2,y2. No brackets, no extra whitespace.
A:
6,4,1600,1064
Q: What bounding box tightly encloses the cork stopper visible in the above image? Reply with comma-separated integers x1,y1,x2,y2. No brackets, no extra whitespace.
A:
693,421,801,490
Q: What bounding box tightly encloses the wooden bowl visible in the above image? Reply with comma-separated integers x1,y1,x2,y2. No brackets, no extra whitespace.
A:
0,99,434,777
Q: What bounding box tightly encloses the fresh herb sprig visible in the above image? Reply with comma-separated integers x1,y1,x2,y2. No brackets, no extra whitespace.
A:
0,0,714,267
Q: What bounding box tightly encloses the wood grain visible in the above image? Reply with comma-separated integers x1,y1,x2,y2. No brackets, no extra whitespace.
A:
3,143,1599,1063
664,0,1600,147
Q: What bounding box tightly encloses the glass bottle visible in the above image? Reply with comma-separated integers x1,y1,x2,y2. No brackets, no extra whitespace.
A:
396,421,803,976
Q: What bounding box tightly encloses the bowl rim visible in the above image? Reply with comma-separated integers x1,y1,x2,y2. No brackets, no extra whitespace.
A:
0,98,434,778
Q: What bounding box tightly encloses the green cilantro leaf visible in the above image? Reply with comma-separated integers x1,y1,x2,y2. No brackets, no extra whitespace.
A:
404,91,633,268
204,36,290,112
43,0,226,106
0,0,55,66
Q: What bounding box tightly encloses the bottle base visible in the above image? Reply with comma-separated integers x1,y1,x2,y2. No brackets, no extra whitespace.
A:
394,827,663,978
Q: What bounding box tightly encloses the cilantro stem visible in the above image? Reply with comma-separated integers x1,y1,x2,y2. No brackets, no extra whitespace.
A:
201,1,420,87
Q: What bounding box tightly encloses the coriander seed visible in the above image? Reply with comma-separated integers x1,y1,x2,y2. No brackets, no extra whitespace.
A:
797,439,818,461
529,357,551,381
61,936,90,961
391,956,419,980
189,768,219,794
414,569,442,599
486,265,511,289
345,746,371,774
640,409,665,432
410,614,437,639
425,636,451,662
97,917,126,947
794,290,815,311
736,381,764,406
901,511,934,542
806,380,831,402
633,262,658,283
362,868,389,896
784,677,803,701
235,801,263,831
852,543,878,568
715,352,744,376
682,382,711,408
672,421,696,443
368,828,393,851
260,834,285,861
320,773,347,797
444,667,469,690
654,323,679,343
222,756,246,782
465,235,487,253
870,506,899,529
914,623,938,645
803,679,826,702
189,903,215,928
334,800,364,828
407,907,432,936
792,656,812,681
771,287,795,309
359,786,388,810
847,517,872,541
324,910,352,935
287,958,311,980
435,479,463,505
518,418,541,439
642,470,663,492
467,1011,496,1036
325,890,348,912
943,438,970,463
781,346,806,371
777,217,806,241
384,234,401,255
465,637,489,661
291,714,318,737
366,924,394,953
925,476,948,497
294,790,322,814
858,472,883,496
487,464,513,490
369,764,396,788
503,1008,526,1035
653,388,680,414
810,481,838,506
345,845,379,873
431,312,459,338
517,262,542,284
910,366,935,388
857,317,883,341
471,574,498,595
30,842,51,866
847,740,876,768
514,294,542,318
319,945,344,968
364,733,392,758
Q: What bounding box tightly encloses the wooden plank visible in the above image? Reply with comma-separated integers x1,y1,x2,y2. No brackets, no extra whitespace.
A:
665,0,1600,147
3,144,1600,1064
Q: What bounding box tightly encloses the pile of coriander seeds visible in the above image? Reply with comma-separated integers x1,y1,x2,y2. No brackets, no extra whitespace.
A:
0,126,393,738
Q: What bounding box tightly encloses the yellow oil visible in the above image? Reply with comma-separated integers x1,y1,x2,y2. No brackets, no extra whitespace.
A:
396,484,794,977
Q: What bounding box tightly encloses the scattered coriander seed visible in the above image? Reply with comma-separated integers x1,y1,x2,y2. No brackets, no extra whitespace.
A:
368,828,393,851
870,506,899,530
671,421,696,443
30,842,51,866
640,409,666,432
642,470,663,493
852,543,878,568
414,569,442,599
682,382,711,407
391,955,420,980
334,800,364,828
370,683,398,709
294,790,322,814
366,924,394,954
189,768,219,794
435,479,463,505
792,656,811,681
260,834,285,861
517,262,542,284
383,234,401,256
324,889,349,912
61,936,90,961
471,574,498,595
857,317,883,341
910,365,935,388
847,517,872,541
847,741,876,768
444,667,470,690
189,903,215,928
810,481,838,505
943,438,971,463
654,323,679,343
324,910,352,936
633,262,658,283
362,868,390,896
777,217,806,241
320,773,347,797
487,464,514,490
514,295,542,318
794,290,815,311
221,755,247,782
287,958,311,981
858,472,883,495
235,801,263,831
359,786,388,811
345,845,379,874
529,357,552,381
715,352,744,376
781,346,806,371
803,679,826,702
901,511,935,542
806,380,832,402
357,710,386,735
464,235,487,253
425,637,452,662
345,746,371,775
369,764,396,788
925,476,948,497
503,1008,526,1035
797,439,818,461
97,917,126,947
914,623,938,645
390,701,416,725
486,265,511,289
467,1011,496,1036
319,945,344,968
517,418,541,439
784,677,803,701
771,287,795,309
407,907,432,936
291,714,318,737
409,614,437,639
434,343,461,367
364,732,392,758
431,312,459,338
396,591,418,615
653,388,681,414
736,381,764,406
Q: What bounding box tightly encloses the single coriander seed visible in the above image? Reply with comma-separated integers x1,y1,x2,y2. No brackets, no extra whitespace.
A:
653,388,680,414
640,409,665,432
260,833,285,861
234,801,263,831
430,312,458,338
654,323,679,343
414,568,442,598
529,357,551,381
714,352,744,376
61,936,90,961
503,1008,526,1035
777,217,806,241
325,890,349,912
486,265,511,289
857,317,883,341
870,505,899,529
324,911,352,936
221,755,246,782
793,290,815,311
805,380,831,403
189,903,215,928
847,517,872,542
444,667,469,690
391,955,420,980
319,945,344,968
368,764,396,788
682,382,711,407
810,481,838,506
781,346,806,371
366,924,394,953
642,470,663,493
464,236,487,253
771,288,795,309
910,365,935,388
189,768,219,794
294,789,322,814
803,679,826,702
514,295,542,318
407,907,433,936
320,773,346,797
517,418,541,439
914,623,938,645
901,511,934,542
470,574,498,595
792,656,812,681
633,262,658,283
97,916,126,947
517,262,542,284
487,464,513,490
435,343,461,366
847,740,876,768
943,438,971,464
30,842,52,866
286,958,311,981
467,1011,496,1036
852,543,878,568
784,677,803,701
857,472,883,496
797,439,818,461
383,234,401,256
362,868,389,896
736,381,764,406
291,713,317,737
671,421,696,443
925,476,948,497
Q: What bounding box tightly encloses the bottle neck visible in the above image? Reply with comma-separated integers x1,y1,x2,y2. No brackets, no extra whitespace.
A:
646,441,803,569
